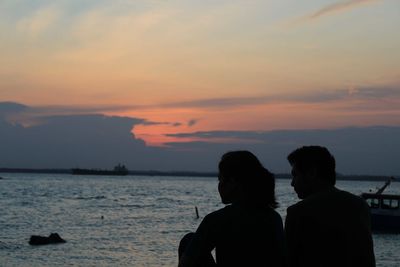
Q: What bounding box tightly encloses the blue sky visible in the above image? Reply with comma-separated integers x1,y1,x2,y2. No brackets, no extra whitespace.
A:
0,1,399,173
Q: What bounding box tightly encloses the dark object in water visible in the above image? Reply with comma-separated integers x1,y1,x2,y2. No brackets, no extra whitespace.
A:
29,233,66,245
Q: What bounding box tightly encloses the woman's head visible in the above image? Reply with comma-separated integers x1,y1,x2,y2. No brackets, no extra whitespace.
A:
218,151,277,208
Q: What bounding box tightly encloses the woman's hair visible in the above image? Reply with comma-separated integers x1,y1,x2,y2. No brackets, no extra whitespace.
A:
218,150,278,208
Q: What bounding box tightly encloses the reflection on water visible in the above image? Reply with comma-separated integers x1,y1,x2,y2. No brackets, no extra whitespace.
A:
0,174,398,266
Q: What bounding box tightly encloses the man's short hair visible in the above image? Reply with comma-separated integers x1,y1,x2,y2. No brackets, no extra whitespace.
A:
287,146,336,185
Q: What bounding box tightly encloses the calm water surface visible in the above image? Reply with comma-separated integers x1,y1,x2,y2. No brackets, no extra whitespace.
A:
0,174,398,266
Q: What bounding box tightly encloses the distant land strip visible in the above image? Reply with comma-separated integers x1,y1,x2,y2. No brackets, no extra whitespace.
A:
0,168,396,181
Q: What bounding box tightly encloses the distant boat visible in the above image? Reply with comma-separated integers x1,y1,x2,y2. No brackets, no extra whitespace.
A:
72,164,129,176
361,177,400,233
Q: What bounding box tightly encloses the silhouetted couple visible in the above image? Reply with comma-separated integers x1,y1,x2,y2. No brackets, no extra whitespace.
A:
178,146,376,267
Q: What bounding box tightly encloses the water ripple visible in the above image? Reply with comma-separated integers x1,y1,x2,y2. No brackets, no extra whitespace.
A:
0,174,398,266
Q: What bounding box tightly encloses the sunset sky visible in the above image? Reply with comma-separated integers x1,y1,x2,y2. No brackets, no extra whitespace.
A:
1,0,399,146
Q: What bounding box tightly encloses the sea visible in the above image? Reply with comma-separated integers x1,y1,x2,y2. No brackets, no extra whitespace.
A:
0,173,399,267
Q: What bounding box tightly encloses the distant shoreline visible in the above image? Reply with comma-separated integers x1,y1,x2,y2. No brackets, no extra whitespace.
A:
0,168,396,181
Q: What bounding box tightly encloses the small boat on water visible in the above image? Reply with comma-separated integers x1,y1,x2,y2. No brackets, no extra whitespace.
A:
361,177,400,233
72,164,129,176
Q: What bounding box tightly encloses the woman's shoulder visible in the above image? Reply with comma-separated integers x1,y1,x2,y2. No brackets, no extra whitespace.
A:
204,204,282,222
204,205,234,219
202,204,249,222
269,207,283,220
197,205,236,231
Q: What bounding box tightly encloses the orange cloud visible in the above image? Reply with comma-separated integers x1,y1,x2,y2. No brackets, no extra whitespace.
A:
295,0,381,24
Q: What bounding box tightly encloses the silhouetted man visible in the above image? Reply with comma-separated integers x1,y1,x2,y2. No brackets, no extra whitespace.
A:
285,146,375,267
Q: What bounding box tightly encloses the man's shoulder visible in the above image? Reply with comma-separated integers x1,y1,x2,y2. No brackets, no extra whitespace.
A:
287,198,309,215
288,188,366,212
333,189,368,207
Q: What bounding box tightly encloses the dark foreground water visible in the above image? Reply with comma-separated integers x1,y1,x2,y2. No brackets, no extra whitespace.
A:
0,173,398,266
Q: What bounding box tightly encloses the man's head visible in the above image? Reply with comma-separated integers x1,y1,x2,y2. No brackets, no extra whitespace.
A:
287,146,336,199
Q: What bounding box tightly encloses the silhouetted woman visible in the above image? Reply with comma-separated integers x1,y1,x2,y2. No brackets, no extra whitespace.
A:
178,151,286,267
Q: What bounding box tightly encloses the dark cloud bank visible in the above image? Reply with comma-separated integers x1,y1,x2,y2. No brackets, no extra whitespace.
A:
0,102,399,176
